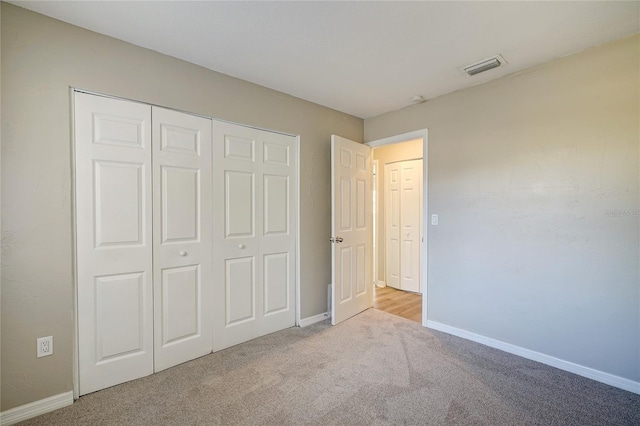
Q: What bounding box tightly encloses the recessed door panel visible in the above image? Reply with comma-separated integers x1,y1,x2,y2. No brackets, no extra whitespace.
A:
390,190,400,228
226,257,255,325
340,148,352,168
225,171,255,238
340,177,352,231
264,142,289,166
95,272,145,362
356,244,366,296
162,166,199,243
264,253,289,315
225,135,255,161
356,153,367,171
160,124,200,155
356,178,366,230
402,240,415,280
94,161,144,248
264,174,289,236
93,113,144,148
161,265,200,345
390,169,399,184
340,246,353,303
388,237,400,284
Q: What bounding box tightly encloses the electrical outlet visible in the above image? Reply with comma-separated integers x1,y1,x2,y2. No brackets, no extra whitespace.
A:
37,336,53,358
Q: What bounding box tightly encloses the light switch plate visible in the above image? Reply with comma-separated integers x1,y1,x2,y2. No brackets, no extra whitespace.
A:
431,214,439,225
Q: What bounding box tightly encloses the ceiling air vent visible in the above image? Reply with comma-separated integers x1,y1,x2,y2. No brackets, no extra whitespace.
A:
462,54,506,76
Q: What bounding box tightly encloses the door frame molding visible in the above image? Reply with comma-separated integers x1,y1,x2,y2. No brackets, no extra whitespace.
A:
70,88,301,398
295,135,301,327
70,88,80,401
365,129,428,326
371,159,379,288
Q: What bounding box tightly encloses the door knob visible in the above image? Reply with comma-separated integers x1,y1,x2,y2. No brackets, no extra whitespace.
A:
238,244,245,249
335,237,344,243
179,251,187,256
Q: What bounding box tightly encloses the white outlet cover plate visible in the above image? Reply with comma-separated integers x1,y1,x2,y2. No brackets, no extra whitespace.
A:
37,336,54,358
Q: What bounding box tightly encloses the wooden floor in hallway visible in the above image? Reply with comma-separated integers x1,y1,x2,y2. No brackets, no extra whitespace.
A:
373,285,422,323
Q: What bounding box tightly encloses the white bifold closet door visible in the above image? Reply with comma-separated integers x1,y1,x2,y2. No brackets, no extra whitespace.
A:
212,121,297,352
385,162,401,290
385,159,423,293
75,93,213,395
76,93,154,395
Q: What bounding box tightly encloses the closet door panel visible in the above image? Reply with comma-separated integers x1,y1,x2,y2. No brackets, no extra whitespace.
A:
259,131,297,332
213,121,296,352
399,160,422,293
75,92,153,395
152,107,213,372
385,163,401,289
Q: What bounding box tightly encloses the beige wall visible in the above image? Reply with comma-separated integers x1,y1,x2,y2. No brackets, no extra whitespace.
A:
372,139,423,283
0,3,362,410
366,34,640,383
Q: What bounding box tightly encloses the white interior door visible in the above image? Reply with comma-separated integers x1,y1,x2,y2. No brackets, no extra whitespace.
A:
400,159,422,293
212,121,297,352
331,135,372,325
75,92,154,395
384,159,423,293
152,107,213,372
384,162,401,289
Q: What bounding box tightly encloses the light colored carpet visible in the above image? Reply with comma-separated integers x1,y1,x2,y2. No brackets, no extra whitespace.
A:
20,309,639,425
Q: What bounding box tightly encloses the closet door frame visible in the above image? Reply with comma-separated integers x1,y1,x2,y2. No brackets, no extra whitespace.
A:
71,88,301,399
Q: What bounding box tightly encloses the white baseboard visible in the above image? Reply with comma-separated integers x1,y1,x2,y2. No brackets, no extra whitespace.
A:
426,321,640,395
0,391,73,425
299,312,330,327
376,281,386,287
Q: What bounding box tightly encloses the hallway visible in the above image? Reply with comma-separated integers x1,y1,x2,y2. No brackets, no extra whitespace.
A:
373,286,422,323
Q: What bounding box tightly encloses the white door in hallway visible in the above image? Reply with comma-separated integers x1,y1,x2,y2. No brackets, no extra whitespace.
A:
212,121,297,352
152,107,213,372
75,93,154,395
385,159,422,293
331,135,372,325
399,159,422,293
384,162,401,289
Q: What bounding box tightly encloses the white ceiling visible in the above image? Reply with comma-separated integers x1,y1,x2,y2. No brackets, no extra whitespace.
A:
11,1,640,118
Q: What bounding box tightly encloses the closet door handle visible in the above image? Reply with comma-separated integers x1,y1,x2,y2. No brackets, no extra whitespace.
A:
179,251,187,257
238,244,245,249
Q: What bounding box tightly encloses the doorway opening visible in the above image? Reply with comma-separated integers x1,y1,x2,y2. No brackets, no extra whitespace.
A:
366,130,428,325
